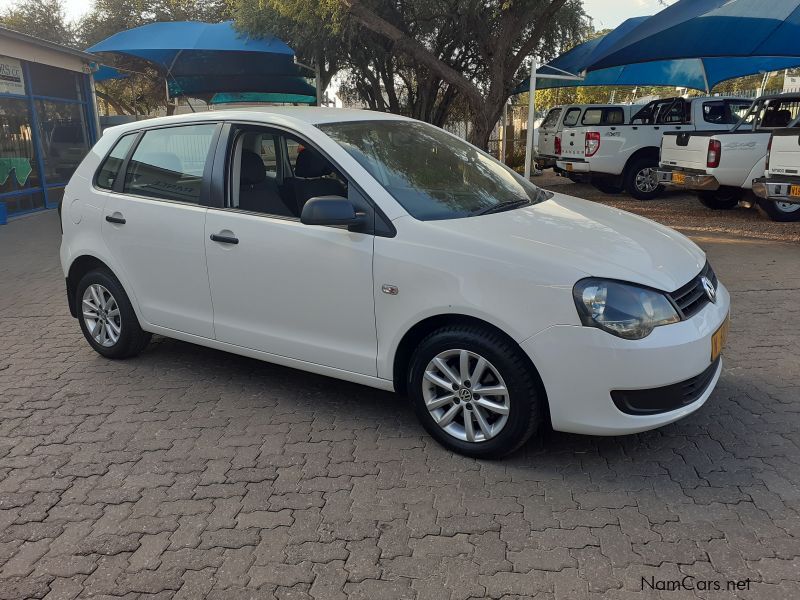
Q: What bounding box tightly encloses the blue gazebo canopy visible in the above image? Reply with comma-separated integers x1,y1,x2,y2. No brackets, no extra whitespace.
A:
589,0,800,71
87,21,316,98
515,1,800,94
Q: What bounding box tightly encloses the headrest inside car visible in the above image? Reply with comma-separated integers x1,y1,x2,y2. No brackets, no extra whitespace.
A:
240,149,266,186
295,148,333,178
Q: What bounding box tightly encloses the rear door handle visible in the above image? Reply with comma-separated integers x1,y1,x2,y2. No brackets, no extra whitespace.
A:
210,233,239,245
105,214,126,225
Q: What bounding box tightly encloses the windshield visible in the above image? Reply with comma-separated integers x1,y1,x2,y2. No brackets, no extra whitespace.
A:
319,120,547,221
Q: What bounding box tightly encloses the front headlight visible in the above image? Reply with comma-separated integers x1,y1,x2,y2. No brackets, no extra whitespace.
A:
572,278,680,340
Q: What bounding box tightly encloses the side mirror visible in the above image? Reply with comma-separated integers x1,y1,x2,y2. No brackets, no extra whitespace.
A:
300,196,366,227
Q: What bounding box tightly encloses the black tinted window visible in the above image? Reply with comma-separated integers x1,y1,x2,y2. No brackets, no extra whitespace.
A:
96,134,135,190
123,124,216,203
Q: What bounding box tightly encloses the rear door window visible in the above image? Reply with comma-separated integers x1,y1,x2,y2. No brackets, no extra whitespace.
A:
123,124,217,203
702,100,753,124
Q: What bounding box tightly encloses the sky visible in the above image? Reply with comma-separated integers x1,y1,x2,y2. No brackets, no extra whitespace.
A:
2,0,672,28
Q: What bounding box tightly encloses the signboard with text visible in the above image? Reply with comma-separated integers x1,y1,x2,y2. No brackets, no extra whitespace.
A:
0,56,25,95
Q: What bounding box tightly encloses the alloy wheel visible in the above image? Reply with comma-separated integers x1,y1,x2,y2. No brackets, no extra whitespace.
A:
422,349,510,443
82,284,122,347
635,167,658,193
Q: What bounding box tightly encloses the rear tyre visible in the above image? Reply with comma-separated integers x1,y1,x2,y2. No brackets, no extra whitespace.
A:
408,325,543,459
76,268,151,359
698,188,741,210
624,157,663,200
591,179,624,194
756,198,800,222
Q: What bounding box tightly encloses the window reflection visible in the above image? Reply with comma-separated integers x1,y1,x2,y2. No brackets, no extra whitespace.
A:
0,97,40,196
36,100,90,183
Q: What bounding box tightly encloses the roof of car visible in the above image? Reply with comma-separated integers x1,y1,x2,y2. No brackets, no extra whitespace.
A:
104,107,412,137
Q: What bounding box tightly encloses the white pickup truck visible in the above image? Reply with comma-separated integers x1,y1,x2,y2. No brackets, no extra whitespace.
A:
557,96,751,199
752,127,800,221
658,93,800,221
536,104,631,173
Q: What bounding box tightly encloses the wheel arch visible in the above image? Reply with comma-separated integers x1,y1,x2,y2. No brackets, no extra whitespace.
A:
623,146,660,176
391,313,548,407
66,255,118,318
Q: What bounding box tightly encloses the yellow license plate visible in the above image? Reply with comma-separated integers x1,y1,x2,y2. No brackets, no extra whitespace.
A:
672,172,686,184
790,185,800,197
711,314,730,362
565,163,574,172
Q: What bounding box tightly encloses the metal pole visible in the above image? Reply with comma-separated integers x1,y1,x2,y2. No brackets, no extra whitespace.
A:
500,101,508,163
523,57,538,179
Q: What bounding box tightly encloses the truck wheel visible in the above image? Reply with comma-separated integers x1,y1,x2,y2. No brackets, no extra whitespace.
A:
591,179,624,194
624,158,663,200
756,198,800,222
698,188,741,210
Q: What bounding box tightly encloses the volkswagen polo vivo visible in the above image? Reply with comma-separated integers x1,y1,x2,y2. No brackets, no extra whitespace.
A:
59,108,730,458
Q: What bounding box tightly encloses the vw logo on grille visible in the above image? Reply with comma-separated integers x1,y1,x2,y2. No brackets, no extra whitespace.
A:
458,388,473,401
701,276,717,303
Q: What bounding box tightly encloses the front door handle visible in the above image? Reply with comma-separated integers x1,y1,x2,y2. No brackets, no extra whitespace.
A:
210,233,239,245
105,214,126,225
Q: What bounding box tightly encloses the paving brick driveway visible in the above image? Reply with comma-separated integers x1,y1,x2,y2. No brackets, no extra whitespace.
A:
1,211,799,600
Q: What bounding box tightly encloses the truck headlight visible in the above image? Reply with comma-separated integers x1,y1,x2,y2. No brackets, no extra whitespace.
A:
572,278,680,340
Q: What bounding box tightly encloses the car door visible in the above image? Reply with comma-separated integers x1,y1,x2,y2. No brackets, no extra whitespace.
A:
203,124,378,376
100,122,220,338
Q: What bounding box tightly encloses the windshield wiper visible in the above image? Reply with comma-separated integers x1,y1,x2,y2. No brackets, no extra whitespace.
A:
472,198,531,216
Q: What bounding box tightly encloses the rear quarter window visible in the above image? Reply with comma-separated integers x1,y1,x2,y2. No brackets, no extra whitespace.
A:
562,108,581,127
95,133,136,190
540,108,562,129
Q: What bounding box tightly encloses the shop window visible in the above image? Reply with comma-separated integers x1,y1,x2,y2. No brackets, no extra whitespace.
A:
28,63,84,101
0,97,41,195
123,124,217,203
35,100,90,184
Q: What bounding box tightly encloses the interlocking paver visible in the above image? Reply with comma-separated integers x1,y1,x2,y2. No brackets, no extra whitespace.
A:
1,210,799,598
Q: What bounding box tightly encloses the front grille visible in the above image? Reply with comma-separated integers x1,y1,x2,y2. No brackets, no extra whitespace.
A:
611,357,721,415
668,262,717,319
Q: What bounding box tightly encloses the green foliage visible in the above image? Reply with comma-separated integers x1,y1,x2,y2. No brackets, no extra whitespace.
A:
0,0,76,47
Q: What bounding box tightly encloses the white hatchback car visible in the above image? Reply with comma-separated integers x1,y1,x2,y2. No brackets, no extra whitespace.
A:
60,108,730,458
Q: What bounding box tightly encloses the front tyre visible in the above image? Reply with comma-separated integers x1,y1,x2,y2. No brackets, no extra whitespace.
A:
624,157,663,200
76,269,151,359
408,326,542,458
756,198,800,222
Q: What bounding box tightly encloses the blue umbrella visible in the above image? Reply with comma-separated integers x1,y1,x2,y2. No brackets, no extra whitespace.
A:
588,0,800,71
87,21,315,98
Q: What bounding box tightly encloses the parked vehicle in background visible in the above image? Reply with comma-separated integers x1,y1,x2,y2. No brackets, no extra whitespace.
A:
59,108,730,458
558,96,752,200
536,104,630,173
752,127,800,221
659,94,800,222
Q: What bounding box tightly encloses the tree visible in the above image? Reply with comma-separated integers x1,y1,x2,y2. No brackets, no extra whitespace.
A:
0,0,75,47
237,1,585,148
324,0,586,148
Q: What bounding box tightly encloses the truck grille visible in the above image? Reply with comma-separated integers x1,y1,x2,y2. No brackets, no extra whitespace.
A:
668,262,717,319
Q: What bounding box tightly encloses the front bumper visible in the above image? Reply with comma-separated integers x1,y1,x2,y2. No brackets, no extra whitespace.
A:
657,168,720,191
521,282,730,436
752,177,800,204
